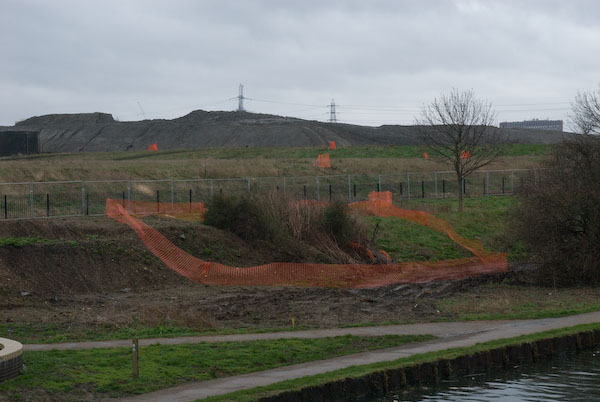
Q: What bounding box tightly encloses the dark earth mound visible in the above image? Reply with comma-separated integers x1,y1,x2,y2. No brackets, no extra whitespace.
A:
0,110,568,153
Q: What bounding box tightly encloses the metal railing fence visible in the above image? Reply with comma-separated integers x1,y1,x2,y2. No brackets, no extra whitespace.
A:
0,169,537,220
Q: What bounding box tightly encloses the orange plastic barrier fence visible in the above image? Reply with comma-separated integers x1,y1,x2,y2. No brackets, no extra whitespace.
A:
314,154,331,168
105,191,506,288
329,141,337,150
147,143,158,151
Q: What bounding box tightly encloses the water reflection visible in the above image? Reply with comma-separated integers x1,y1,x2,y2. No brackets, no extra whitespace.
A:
364,348,600,402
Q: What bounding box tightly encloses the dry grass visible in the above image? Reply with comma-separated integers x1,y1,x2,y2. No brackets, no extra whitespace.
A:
0,150,545,183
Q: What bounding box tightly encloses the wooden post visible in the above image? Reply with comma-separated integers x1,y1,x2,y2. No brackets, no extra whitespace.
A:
132,339,139,378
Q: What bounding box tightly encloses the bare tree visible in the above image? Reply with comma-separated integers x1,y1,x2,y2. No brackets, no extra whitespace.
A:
571,85,600,134
416,89,503,211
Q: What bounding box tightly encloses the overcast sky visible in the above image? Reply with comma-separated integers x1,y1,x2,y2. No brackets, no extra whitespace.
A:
1,0,598,127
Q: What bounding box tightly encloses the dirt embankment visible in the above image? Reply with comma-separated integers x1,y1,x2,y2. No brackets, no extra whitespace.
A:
0,216,339,298
0,216,523,334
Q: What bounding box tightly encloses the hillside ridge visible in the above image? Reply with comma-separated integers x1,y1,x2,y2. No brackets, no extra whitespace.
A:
1,109,567,152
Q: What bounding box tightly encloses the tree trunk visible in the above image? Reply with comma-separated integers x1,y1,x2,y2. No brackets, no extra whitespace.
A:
457,175,464,212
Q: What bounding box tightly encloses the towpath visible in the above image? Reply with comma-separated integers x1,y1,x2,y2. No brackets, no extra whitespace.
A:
22,312,600,402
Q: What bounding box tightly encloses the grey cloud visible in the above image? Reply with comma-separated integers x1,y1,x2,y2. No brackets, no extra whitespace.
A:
1,0,598,126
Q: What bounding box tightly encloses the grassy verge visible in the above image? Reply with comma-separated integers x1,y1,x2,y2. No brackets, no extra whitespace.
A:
0,323,313,345
437,283,600,321
394,196,527,259
199,322,600,402
0,335,433,399
368,216,471,261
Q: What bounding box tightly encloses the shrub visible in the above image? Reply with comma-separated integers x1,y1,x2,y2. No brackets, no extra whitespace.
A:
510,135,600,286
321,201,354,246
203,192,371,263
203,195,282,242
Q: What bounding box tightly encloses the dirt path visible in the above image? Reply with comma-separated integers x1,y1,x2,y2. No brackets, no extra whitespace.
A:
111,311,600,402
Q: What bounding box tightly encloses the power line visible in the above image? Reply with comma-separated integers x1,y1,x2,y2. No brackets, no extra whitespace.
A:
245,97,326,108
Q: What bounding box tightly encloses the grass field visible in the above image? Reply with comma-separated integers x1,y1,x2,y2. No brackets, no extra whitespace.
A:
0,144,550,182
0,335,433,399
369,196,526,260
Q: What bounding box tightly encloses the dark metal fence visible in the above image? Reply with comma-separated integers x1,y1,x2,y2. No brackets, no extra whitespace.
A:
0,169,536,220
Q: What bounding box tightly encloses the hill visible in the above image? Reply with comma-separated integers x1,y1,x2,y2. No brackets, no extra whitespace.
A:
1,110,568,152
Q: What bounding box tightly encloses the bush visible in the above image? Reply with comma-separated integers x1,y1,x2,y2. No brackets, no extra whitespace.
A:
203,193,371,263
510,135,600,286
321,201,354,246
203,195,282,242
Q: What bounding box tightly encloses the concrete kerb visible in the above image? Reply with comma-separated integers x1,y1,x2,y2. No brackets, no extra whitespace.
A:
0,337,23,382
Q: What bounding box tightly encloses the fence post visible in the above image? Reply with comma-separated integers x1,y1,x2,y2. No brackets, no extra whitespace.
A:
247,177,251,193
442,179,445,197
170,180,174,206
347,174,352,201
46,194,50,217
329,184,332,201
434,172,438,197
353,183,357,198
29,183,33,218
511,171,515,194
399,183,403,198
462,178,466,195
127,180,131,211
421,180,425,198
132,339,139,379
156,190,160,212
502,177,505,194
86,193,89,215
4,195,7,219
316,177,320,201
81,182,85,216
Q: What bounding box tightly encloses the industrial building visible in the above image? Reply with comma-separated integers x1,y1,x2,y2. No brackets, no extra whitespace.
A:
499,119,563,131
0,130,40,156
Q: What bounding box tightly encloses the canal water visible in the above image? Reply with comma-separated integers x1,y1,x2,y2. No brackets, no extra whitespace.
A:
362,347,600,402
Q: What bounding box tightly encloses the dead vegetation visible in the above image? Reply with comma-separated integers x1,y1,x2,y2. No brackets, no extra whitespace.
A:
0,150,543,183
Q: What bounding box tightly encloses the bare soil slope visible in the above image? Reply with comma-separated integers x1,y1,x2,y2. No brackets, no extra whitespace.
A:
2,110,567,152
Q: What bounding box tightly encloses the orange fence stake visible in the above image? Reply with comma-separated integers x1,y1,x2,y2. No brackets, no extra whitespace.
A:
314,154,331,168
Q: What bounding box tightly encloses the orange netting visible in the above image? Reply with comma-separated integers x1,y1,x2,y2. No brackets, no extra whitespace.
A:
329,141,337,150
105,191,506,288
314,154,331,168
147,143,158,151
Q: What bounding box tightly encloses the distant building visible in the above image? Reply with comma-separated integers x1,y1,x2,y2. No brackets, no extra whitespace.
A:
499,119,563,132
0,130,40,156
